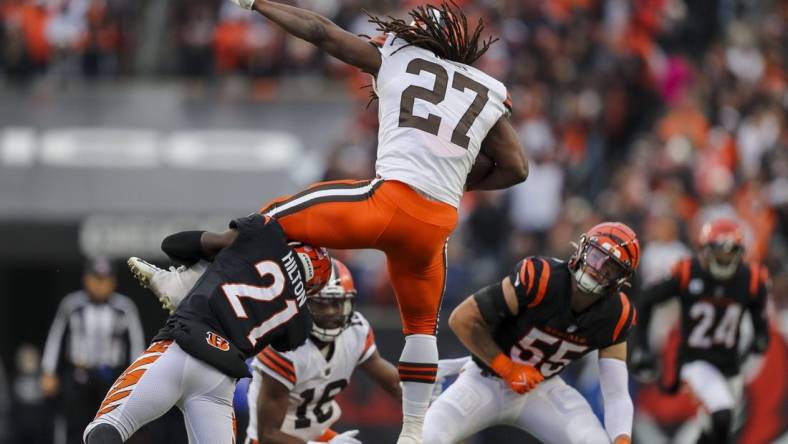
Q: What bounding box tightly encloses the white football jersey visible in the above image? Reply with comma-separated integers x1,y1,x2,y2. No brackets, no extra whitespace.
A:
374,33,512,208
246,312,376,441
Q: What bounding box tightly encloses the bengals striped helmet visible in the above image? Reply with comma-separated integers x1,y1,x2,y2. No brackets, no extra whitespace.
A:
290,243,332,296
308,259,357,342
569,222,640,295
698,218,745,280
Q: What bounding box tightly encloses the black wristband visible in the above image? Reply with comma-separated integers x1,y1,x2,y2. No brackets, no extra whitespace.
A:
161,230,206,266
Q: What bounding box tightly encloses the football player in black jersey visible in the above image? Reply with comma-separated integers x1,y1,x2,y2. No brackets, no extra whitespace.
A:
423,222,639,444
631,218,770,444
83,214,332,444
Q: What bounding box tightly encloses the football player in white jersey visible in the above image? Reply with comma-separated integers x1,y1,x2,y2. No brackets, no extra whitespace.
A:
220,2,528,441
130,256,468,444
246,259,401,444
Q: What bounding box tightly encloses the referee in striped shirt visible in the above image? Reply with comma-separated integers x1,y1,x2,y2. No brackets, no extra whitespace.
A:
40,258,144,444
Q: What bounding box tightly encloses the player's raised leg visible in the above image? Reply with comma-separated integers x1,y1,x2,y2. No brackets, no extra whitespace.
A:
387,247,446,441
260,179,392,249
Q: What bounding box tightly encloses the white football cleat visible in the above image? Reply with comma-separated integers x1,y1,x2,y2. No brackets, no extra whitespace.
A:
128,258,207,314
396,416,424,444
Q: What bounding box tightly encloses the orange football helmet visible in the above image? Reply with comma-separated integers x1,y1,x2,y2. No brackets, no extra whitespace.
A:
569,222,640,294
698,218,745,280
290,242,332,295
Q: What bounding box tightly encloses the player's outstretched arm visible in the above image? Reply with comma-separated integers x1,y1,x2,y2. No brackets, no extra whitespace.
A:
598,343,633,444
246,0,381,74
161,229,238,265
257,372,307,444
359,350,402,401
466,116,528,191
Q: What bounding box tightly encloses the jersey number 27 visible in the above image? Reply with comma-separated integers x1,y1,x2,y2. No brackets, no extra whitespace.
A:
399,58,490,149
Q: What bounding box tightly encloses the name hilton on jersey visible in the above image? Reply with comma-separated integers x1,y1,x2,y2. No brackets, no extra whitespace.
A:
282,251,307,307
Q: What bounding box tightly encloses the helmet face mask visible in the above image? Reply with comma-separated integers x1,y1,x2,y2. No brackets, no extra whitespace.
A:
569,222,639,296
702,242,744,280
307,259,356,342
698,218,745,281
573,241,631,294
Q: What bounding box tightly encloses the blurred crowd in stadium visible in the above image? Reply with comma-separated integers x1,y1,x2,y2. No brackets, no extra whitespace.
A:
1,0,787,442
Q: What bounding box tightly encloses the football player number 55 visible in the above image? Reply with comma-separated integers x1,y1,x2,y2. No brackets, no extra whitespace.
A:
399,58,490,149
222,261,298,348
512,328,589,378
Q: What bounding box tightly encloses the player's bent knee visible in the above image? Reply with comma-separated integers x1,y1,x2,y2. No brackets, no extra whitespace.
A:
84,423,123,444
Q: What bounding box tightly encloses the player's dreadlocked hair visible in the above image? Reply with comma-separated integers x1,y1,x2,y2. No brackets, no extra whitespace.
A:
366,1,498,66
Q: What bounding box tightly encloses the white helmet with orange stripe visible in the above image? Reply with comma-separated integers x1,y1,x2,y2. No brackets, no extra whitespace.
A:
569,222,640,295
307,259,357,342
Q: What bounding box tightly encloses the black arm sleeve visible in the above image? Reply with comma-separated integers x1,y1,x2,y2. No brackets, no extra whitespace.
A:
633,278,680,349
473,282,511,328
161,230,206,266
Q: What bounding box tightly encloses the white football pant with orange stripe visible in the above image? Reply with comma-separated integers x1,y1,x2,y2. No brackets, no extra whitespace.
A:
84,340,236,443
423,360,609,444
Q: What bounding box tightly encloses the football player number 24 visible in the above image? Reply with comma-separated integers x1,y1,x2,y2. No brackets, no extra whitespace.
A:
511,328,589,378
222,261,298,348
687,302,742,349
399,58,490,149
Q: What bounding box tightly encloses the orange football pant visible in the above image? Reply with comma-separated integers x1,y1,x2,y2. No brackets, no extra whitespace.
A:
260,178,457,335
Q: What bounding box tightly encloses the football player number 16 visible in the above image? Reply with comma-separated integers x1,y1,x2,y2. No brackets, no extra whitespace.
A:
511,328,589,378
222,261,298,348
399,58,490,149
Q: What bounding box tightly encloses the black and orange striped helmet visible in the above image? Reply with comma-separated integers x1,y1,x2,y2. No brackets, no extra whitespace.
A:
569,222,640,294
308,259,357,342
698,218,745,279
290,242,332,296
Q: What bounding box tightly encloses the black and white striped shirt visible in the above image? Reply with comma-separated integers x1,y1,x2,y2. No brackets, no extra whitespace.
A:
42,291,145,374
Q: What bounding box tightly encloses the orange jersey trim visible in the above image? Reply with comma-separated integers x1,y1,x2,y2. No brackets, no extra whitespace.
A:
527,258,551,308
749,263,760,297
678,259,691,290
612,293,632,342
363,329,375,354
